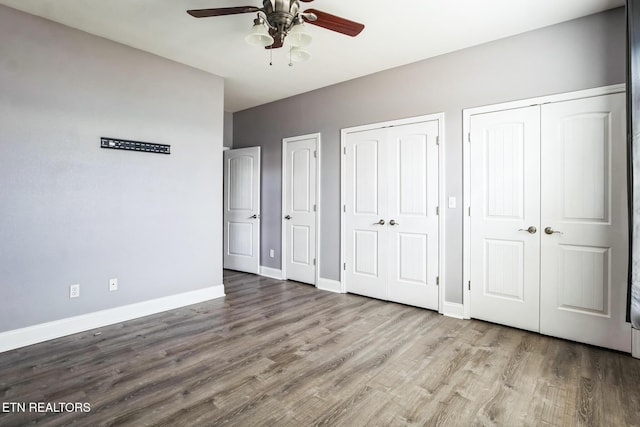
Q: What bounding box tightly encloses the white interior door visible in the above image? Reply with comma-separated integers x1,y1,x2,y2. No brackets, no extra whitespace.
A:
386,121,440,310
283,134,317,285
469,106,541,332
344,128,388,300
223,147,260,274
540,93,630,352
344,119,440,310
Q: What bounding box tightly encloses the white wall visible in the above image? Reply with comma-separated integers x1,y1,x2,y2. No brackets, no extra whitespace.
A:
233,7,625,304
0,5,224,332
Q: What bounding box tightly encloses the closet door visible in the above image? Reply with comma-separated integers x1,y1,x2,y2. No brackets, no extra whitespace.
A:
386,121,440,310
223,147,261,274
344,128,389,300
540,93,630,352
344,120,440,310
283,135,317,285
469,106,541,332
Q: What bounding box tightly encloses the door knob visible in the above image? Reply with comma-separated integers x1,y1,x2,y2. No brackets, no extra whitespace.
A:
389,219,399,226
284,215,292,220
518,226,537,234
374,219,385,225
250,214,259,219
544,227,563,235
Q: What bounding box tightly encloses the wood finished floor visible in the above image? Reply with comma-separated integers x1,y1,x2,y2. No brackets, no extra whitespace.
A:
1,270,640,426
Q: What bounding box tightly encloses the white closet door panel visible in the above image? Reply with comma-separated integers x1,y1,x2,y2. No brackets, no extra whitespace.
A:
354,140,380,215
469,106,540,332
345,130,387,299
224,147,261,273
284,137,317,285
386,121,439,310
291,225,311,264
540,93,630,352
228,222,254,257
228,155,255,211
292,149,311,212
483,239,525,300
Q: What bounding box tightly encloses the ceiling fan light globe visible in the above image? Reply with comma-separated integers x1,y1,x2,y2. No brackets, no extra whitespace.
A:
289,47,311,63
245,24,274,47
288,24,312,48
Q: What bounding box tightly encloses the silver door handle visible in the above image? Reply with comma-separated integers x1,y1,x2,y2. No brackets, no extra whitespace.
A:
284,215,292,220
389,219,399,226
544,227,563,235
374,219,385,225
518,226,537,234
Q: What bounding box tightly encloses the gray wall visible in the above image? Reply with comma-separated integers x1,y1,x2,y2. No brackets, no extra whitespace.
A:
224,111,233,148
0,6,224,332
233,8,625,304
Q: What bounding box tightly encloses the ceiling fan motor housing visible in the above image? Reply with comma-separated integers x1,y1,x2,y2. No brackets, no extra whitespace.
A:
263,0,299,32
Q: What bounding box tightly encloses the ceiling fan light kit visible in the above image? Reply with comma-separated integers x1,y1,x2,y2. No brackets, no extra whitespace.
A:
289,46,312,63
187,0,364,66
287,21,312,48
245,16,274,47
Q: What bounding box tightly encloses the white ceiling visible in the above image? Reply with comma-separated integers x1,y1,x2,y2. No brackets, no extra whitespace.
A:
0,0,625,112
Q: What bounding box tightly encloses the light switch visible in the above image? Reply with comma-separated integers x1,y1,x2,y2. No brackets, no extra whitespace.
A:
448,197,456,209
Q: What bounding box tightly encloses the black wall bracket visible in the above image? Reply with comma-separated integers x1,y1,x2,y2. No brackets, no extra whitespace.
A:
101,137,170,155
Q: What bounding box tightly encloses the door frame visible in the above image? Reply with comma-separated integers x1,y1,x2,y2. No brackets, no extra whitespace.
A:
340,113,446,312
281,133,321,286
462,84,625,319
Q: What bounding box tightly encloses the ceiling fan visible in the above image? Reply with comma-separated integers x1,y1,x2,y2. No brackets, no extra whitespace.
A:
187,0,365,63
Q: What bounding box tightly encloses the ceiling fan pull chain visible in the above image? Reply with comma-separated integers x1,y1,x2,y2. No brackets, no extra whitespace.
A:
289,47,293,67
270,47,273,66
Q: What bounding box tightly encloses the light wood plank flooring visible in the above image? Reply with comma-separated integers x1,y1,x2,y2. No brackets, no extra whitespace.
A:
1,270,640,426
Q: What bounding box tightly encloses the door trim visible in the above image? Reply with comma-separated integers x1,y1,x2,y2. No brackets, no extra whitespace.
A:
281,133,321,286
462,84,625,319
340,113,445,312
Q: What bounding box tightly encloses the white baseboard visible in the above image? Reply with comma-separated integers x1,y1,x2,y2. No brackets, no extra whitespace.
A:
0,284,225,354
317,277,343,293
633,328,640,359
442,301,464,319
259,266,283,280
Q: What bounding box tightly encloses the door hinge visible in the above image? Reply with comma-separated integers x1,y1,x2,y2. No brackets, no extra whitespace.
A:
344,262,347,270
436,136,440,146
314,150,317,158
313,204,317,212
313,258,316,266
436,276,440,286
468,280,471,291
343,204,346,213
468,132,471,143
468,206,471,216
436,206,440,216
343,147,347,155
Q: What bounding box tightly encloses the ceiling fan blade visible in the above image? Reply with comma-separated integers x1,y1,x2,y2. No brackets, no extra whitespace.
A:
302,8,364,37
187,6,260,18
299,0,315,2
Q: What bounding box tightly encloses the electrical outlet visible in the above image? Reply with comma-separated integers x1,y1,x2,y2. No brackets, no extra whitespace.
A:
69,284,80,299
269,249,275,258
109,278,118,292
